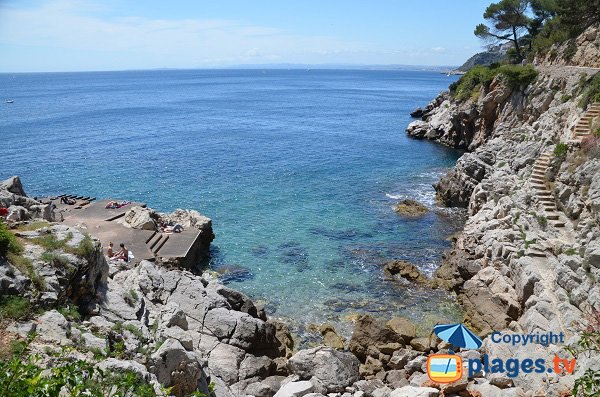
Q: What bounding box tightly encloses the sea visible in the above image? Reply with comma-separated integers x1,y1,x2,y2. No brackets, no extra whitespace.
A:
1,69,464,339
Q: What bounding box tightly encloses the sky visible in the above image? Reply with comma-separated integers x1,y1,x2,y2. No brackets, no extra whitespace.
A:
0,0,493,72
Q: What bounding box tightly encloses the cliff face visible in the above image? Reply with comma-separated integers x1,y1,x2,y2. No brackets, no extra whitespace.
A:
538,25,600,68
408,26,600,395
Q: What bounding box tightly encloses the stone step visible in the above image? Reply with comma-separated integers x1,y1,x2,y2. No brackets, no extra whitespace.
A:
154,235,169,254
538,199,555,204
149,234,164,251
531,177,546,183
553,221,566,228
145,231,157,244
532,170,546,176
545,213,559,220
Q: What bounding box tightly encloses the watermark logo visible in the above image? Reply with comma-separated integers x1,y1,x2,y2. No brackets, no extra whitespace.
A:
425,325,577,383
426,354,463,383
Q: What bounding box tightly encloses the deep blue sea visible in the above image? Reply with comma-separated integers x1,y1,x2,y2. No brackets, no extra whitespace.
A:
1,69,463,337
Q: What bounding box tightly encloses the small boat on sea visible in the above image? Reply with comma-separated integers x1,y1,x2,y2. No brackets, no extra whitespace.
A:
4,99,14,104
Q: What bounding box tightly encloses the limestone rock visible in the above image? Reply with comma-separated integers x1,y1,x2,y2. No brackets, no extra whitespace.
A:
36,310,71,345
389,386,439,397
287,346,360,393
1,176,27,196
123,206,157,230
274,380,315,397
148,338,210,397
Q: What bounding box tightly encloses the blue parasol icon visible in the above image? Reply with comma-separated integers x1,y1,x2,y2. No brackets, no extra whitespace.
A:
434,323,482,350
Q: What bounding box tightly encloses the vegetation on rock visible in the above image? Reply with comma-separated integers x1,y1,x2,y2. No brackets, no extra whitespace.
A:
0,335,161,397
449,63,538,101
394,199,429,216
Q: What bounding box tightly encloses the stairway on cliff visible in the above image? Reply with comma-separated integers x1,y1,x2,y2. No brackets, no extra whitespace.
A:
571,102,600,142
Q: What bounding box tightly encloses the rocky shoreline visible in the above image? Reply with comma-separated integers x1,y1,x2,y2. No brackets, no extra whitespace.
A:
404,24,600,397
0,175,547,397
2,25,600,397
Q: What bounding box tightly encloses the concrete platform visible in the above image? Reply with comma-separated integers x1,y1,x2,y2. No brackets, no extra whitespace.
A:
60,197,207,266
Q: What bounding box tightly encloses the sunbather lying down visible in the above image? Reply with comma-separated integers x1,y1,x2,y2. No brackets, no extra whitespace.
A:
164,224,184,234
105,200,131,209
61,197,76,205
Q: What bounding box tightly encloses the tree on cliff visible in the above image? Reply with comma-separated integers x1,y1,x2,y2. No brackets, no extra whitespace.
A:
475,0,531,61
557,0,600,34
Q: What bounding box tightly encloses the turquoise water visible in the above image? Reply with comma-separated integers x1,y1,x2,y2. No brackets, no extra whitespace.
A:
1,69,463,337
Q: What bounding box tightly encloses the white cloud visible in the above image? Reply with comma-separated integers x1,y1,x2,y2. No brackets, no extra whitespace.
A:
432,47,446,53
0,0,370,69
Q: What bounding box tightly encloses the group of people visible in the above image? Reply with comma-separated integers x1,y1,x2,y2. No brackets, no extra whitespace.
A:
107,241,129,261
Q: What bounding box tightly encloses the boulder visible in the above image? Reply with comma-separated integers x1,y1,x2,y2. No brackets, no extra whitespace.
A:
386,317,416,343
239,355,276,380
388,349,420,370
0,176,26,196
287,346,360,393
273,380,315,397
148,338,210,397
7,205,30,222
123,206,157,230
585,241,600,269
36,310,72,345
349,315,404,360
82,332,107,355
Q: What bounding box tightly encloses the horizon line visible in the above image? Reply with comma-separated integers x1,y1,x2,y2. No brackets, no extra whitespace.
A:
0,63,461,75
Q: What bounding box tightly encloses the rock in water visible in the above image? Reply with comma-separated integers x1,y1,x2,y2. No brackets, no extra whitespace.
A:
410,107,424,118
394,199,428,217
383,260,428,285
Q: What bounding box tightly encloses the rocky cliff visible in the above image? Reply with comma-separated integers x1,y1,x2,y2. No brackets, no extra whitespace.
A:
406,25,600,396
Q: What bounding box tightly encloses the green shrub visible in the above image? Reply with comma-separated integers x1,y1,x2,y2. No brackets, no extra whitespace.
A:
0,336,160,397
73,234,95,259
564,41,578,60
450,64,538,102
564,248,578,256
450,65,498,101
0,220,23,257
30,234,68,251
554,143,569,157
58,304,81,322
497,64,539,89
579,73,600,108
123,289,139,307
41,251,70,268
0,296,30,320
